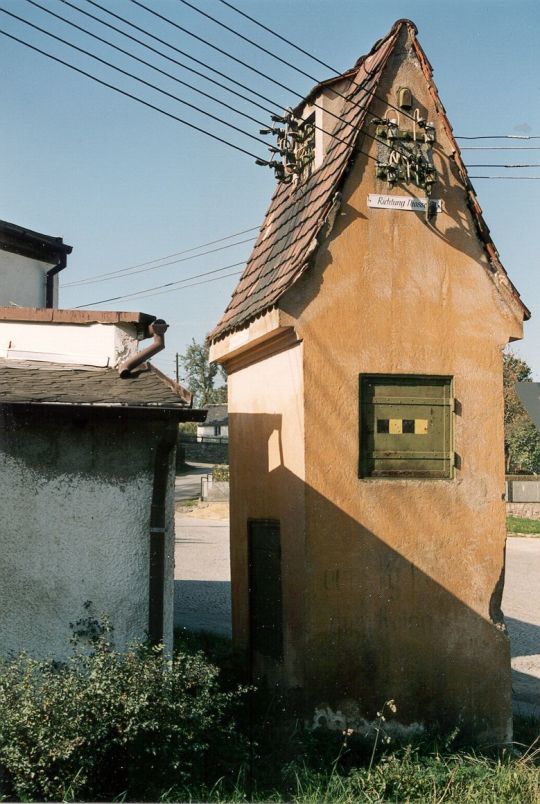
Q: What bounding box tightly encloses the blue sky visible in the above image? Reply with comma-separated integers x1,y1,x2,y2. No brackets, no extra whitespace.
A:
0,0,538,378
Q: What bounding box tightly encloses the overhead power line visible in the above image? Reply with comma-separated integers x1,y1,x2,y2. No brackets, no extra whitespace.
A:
63,225,258,286
8,5,394,171
0,26,267,161
456,135,540,140
25,0,270,130
465,163,540,168
75,261,246,308
81,0,285,114
64,236,256,287
216,0,339,76
0,7,272,150
461,146,540,151
125,0,424,167
469,176,540,180
176,0,423,128
57,0,427,172
60,0,276,115
212,0,540,148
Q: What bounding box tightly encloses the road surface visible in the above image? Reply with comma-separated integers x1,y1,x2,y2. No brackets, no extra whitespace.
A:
503,537,540,717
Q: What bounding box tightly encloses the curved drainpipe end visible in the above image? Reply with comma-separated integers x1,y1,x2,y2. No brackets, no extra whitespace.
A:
118,319,168,378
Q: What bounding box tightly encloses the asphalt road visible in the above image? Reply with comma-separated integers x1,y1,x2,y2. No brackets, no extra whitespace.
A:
173,467,540,714
502,537,540,717
174,462,213,504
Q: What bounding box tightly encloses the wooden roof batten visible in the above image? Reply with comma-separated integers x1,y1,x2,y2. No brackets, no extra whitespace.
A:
209,19,529,346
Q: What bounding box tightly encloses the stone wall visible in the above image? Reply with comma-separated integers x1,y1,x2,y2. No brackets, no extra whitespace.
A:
507,502,540,520
179,439,228,465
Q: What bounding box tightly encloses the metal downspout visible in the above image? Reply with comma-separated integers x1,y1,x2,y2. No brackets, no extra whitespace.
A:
118,320,168,377
45,253,67,308
148,438,172,645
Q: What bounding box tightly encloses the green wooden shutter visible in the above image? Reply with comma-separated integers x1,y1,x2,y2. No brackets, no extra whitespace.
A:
248,519,283,661
360,375,453,478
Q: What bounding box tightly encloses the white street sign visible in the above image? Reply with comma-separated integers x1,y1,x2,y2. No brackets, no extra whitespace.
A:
368,194,442,212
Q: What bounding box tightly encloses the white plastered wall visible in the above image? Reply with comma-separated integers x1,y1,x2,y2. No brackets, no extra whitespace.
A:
0,251,51,307
0,320,139,367
0,417,175,658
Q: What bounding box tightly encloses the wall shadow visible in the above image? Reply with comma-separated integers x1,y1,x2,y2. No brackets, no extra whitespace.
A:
229,411,513,743
174,579,231,637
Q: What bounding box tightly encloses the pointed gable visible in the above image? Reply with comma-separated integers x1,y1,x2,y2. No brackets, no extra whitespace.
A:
210,19,529,343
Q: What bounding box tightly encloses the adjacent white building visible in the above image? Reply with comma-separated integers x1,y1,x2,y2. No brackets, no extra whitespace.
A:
0,306,206,658
0,219,72,308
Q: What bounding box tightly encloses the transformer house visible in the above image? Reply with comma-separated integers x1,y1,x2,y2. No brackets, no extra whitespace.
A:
209,20,529,743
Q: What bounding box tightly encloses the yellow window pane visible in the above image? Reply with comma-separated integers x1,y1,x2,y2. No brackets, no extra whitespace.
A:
415,419,429,434
389,419,403,434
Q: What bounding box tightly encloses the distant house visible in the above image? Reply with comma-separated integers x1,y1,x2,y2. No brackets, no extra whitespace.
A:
0,306,205,658
0,219,72,308
209,19,529,743
197,404,228,440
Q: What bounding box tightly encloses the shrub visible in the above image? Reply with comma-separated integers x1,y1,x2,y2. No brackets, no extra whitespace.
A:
212,464,230,482
0,634,246,801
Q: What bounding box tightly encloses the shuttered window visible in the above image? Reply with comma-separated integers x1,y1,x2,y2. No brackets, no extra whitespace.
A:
360,375,453,478
248,519,283,661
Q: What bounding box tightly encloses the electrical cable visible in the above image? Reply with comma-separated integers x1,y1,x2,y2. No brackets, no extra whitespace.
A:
75,262,245,307
465,164,540,168
468,176,540,180
1,8,395,201
457,135,540,140
64,236,255,286
0,7,272,150
62,225,258,286
128,0,433,167
0,26,269,162
216,0,339,76
177,0,425,128
24,0,271,130
79,0,421,168
461,146,540,151
60,0,276,116
4,6,389,171
209,0,540,149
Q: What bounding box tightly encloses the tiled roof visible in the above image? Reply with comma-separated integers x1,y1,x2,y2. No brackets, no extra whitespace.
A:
0,359,205,418
210,19,529,342
201,404,228,425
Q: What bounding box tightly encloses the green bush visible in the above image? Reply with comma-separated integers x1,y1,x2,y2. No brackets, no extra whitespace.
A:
0,635,246,801
212,464,230,482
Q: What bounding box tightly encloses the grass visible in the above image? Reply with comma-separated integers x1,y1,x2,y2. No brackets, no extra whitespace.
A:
176,497,200,508
507,515,540,535
170,630,540,803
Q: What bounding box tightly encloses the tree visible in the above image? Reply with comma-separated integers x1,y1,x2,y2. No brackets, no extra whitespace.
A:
179,339,227,407
503,351,540,473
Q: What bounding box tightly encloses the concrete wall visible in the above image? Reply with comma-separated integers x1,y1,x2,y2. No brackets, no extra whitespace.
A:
0,251,53,308
0,406,176,658
507,480,540,502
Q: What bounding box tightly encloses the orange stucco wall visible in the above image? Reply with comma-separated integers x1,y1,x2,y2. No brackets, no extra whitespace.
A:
227,343,306,687
216,29,524,742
